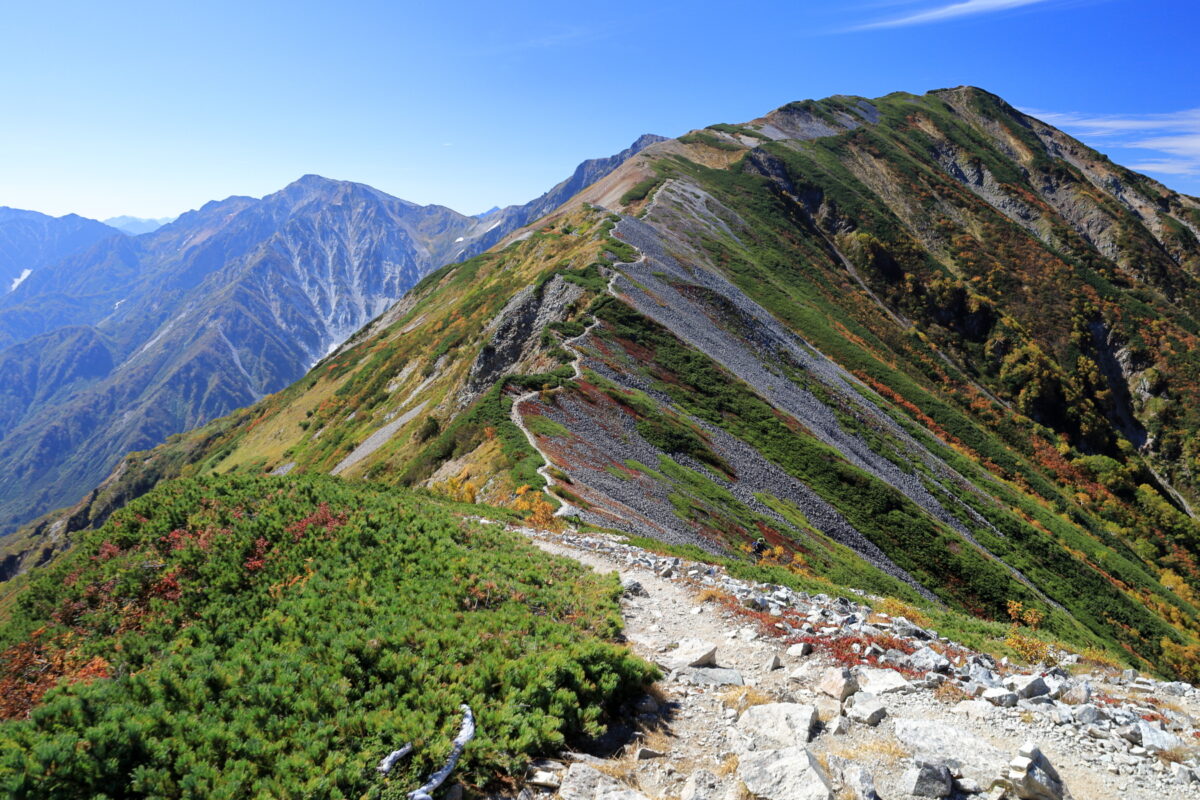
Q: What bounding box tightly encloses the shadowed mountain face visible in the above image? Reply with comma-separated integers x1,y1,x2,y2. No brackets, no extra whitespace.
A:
23,86,1200,680
0,139,658,535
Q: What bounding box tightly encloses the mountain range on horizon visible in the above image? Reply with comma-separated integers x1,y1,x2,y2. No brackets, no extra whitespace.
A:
0,133,665,539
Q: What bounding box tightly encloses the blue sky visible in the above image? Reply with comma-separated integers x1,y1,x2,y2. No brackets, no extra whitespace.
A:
2,0,1196,219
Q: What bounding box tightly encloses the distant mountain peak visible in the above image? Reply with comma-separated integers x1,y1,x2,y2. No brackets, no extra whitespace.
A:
102,215,176,236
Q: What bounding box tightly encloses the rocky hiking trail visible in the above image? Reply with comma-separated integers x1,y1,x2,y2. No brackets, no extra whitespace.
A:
471,521,1200,800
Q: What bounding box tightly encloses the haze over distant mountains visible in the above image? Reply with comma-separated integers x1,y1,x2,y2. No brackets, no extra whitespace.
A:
102,215,176,235
0,134,664,535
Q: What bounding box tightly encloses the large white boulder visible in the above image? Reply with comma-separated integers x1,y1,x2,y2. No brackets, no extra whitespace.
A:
736,703,818,750
660,639,718,671
857,667,912,695
736,747,833,800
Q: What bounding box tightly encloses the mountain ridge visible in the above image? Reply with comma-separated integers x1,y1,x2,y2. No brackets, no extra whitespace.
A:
14,86,1200,682
0,136,663,536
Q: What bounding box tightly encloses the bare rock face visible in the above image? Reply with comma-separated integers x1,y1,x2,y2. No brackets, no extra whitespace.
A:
460,275,584,404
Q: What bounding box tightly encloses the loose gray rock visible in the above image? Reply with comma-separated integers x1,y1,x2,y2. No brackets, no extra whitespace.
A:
680,769,721,800
1007,675,1050,699
674,667,744,686
1005,742,1070,800
983,687,1019,707
558,764,623,800
1135,720,1183,753
845,693,887,726
528,770,561,788
736,747,833,800
736,703,818,749
1060,682,1091,705
661,639,718,671
842,763,878,800
901,762,953,797
894,719,1007,787
622,580,647,597
817,667,859,701
909,646,952,673
857,667,911,695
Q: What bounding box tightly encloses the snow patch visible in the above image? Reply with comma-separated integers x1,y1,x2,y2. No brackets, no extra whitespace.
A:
9,268,31,292
113,299,126,310
454,236,464,243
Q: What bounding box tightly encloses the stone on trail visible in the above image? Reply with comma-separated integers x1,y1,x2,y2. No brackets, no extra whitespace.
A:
1135,720,1183,753
764,653,782,671
1006,674,1049,699
1169,762,1197,785
857,666,911,695
1059,682,1091,705
558,764,624,800
894,719,1007,788
1005,742,1071,800
528,770,560,788
908,646,952,673
982,687,1019,707
674,666,744,686
680,769,721,800
660,639,718,671
817,667,859,701
813,694,842,722
736,746,833,800
787,642,814,657
846,696,887,726
736,703,818,749
1071,704,1103,725
841,763,878,800
951,699,994,721
901,761,953,797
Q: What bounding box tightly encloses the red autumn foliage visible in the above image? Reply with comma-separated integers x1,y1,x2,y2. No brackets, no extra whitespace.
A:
285,502,347,542
243,537,270,572
0,630,110,720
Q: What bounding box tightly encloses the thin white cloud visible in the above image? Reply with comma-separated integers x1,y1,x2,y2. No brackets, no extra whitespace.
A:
1026,108,1200,176
855,0,1055,29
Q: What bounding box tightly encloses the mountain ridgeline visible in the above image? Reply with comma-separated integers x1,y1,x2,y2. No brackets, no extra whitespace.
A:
7,85,1200,693
0,136,663,541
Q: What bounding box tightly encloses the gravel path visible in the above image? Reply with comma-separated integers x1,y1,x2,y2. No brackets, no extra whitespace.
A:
492,523,1200,800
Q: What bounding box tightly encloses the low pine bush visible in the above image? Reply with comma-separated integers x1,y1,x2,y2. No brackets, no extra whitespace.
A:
0,474,655,798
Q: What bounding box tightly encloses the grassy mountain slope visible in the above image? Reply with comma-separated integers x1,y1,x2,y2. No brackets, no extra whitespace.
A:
0,474,653,796
7,87,1200,685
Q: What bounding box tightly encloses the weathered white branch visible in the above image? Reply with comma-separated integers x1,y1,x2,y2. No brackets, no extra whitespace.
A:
377,742,414,775
407,705,476,800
